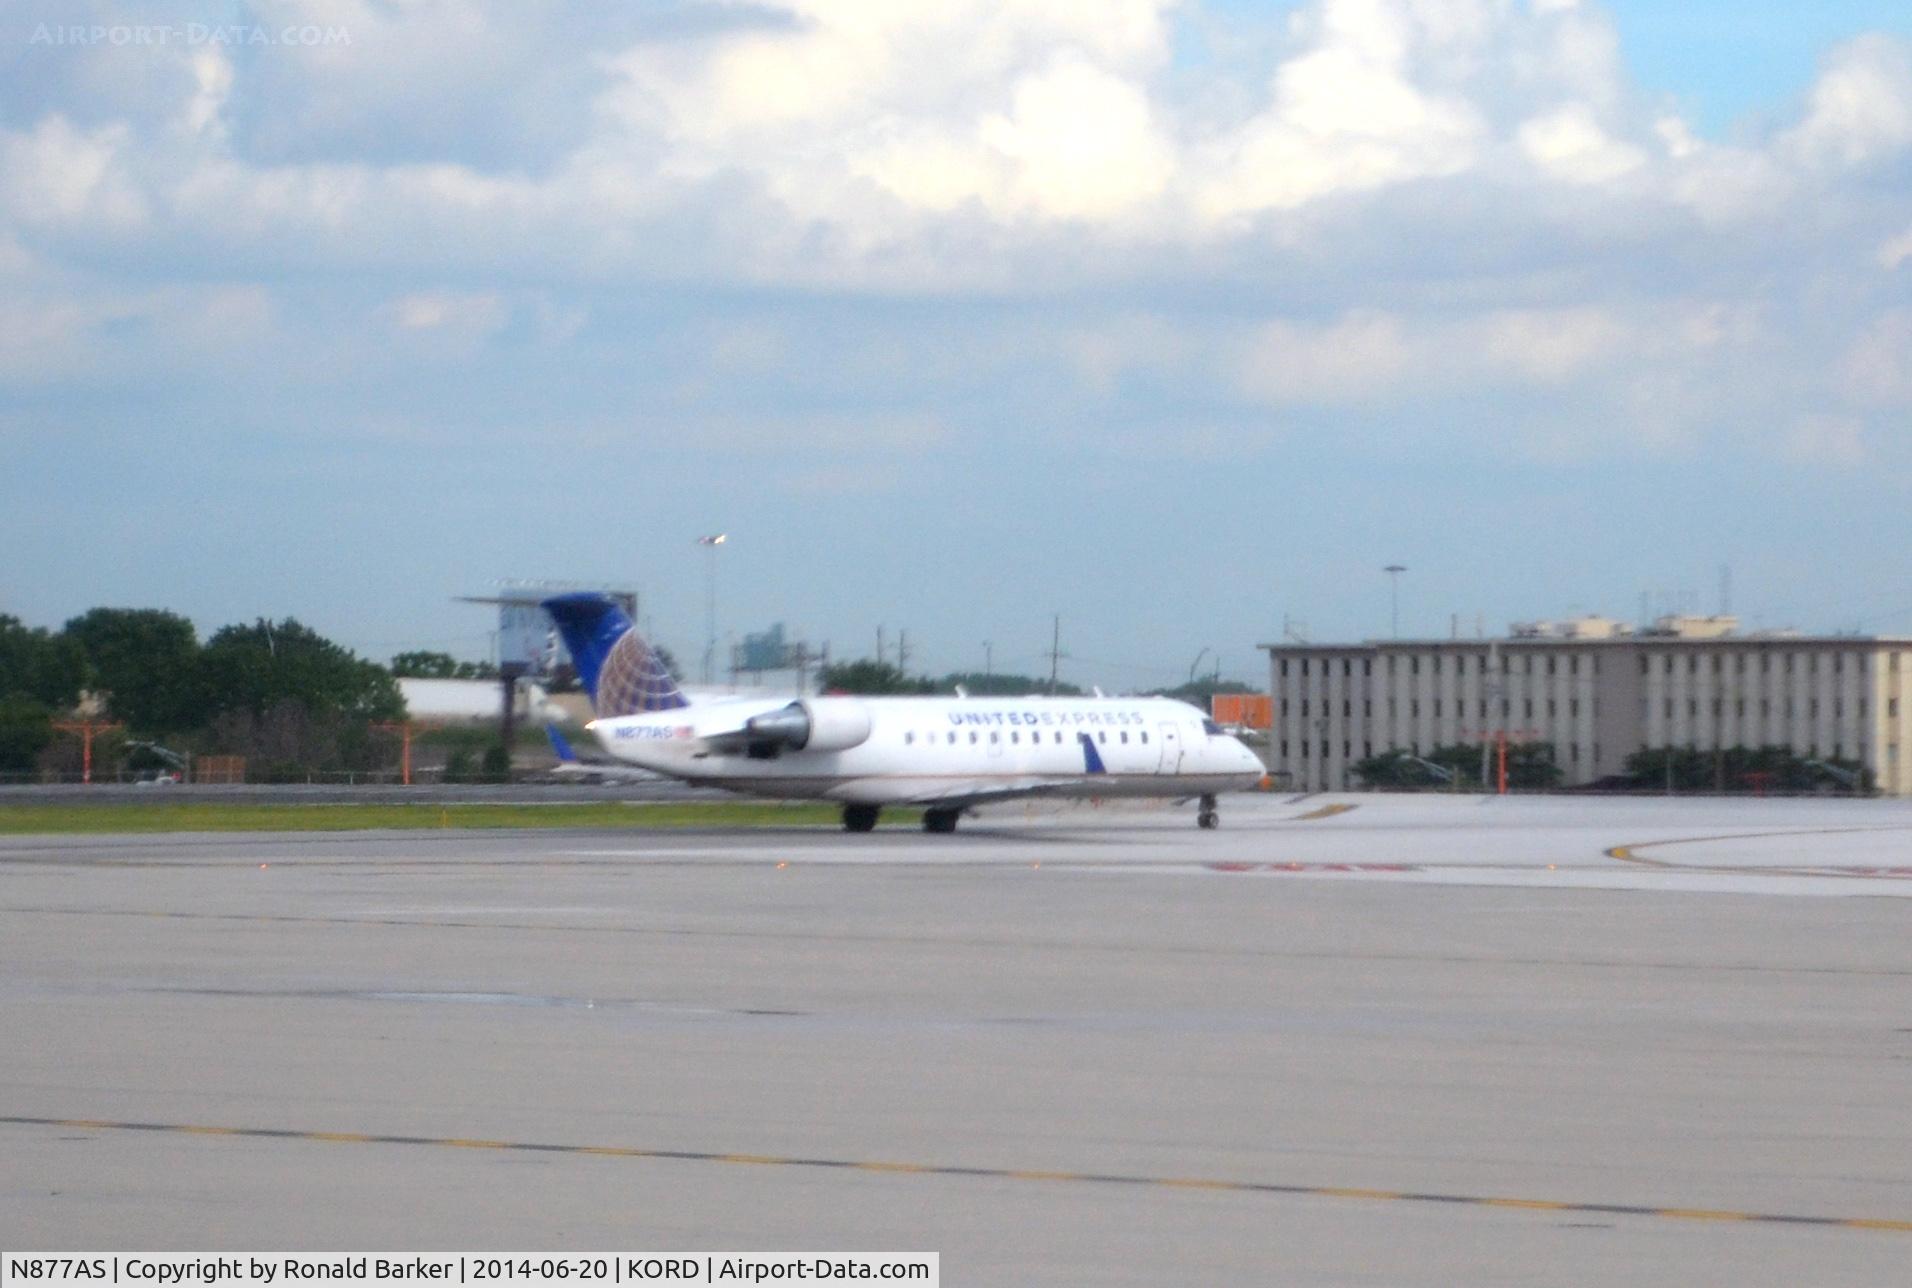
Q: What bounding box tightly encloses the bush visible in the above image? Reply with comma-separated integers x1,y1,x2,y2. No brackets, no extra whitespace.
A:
444,749,475,783
480,744,512,783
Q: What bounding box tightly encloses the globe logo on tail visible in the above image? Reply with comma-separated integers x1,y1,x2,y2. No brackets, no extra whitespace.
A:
596,629,687,715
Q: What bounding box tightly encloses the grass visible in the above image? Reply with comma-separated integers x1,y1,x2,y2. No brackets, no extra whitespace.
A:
0,800,868,835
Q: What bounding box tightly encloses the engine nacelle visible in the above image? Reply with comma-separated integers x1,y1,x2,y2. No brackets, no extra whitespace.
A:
743,698,872,754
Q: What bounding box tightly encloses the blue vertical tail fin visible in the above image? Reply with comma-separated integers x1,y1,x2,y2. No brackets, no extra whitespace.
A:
541,593,689,717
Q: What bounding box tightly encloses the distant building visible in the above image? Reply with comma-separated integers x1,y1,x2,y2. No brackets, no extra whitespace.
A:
1260,616,1912,795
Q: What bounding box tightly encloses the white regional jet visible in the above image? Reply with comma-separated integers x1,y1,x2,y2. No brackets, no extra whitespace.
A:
543,593,1266,833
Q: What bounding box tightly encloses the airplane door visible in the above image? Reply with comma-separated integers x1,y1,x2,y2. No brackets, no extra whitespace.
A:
1157,722,1181,773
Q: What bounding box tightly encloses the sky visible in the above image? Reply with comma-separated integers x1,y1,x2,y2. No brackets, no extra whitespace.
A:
2,0,1910,691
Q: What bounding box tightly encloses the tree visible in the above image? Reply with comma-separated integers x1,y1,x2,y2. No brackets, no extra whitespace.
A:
0,614,85,710
391,650,462,679
1354,742,1560,790
199,618,404,723
1154,678,1257,704
61,607,201,731
0,695,54,773
817,659,935,695
936,671,1083,697
1502,741,1562,789
1624,744,1866,794
1352,749,1451,789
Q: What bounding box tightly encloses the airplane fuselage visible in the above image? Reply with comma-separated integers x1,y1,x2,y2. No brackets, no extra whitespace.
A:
588,694,1265,806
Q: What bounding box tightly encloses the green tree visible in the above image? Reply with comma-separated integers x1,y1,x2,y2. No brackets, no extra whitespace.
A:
0,695,54,773
1502,741,1562,789
200,618,404,723
480,744,512,783
0,614,85,709
1352,749,1445,788
936,671,1083,697
1625,744,1867,794
389,650,498,680
390,650,462,679
818,659,935,695
61,607,202,731
1154,678,1257,704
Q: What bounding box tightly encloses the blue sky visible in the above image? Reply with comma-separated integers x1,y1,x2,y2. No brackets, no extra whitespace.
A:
3,1,1911,690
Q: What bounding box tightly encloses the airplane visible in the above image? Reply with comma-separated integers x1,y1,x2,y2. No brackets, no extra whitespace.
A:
541,592,1267,833
542,723,662,784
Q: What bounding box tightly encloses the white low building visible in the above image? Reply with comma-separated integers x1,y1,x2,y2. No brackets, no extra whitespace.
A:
1261,617,1912,795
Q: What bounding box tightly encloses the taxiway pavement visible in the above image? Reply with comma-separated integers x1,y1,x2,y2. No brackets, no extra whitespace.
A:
3,794,1909,1284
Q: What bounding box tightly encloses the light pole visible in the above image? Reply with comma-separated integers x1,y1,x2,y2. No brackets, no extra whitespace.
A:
1383,565,1407,639
698,533,726,683
982,641,993,690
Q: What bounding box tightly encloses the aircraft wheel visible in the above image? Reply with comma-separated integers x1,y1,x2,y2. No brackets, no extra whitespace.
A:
843,804,880,833
923,808,960,834
1197,811,1219,830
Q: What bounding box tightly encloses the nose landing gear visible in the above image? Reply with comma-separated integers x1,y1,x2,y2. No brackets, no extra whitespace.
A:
1196,794,1219,829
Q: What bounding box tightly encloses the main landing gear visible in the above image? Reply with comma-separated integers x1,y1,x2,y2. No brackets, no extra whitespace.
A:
1196,794,1219,830
923,808,961,834
841,804,963,833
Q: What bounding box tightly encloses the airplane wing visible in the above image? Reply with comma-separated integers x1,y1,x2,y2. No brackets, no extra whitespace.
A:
899,779,1093,810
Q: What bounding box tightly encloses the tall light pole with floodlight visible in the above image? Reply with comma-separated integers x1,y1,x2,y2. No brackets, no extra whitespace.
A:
698,533,726,683
1384,564,1407,639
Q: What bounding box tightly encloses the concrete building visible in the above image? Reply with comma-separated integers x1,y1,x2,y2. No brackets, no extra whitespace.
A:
1261,616,1912,795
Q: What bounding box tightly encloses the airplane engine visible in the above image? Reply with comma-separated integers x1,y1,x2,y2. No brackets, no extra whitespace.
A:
743,698,873,753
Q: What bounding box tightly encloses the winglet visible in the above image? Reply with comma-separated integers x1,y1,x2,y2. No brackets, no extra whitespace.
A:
1078,731,1107,775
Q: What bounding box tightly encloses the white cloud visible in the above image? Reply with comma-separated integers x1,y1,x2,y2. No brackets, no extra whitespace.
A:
1842,309,1912,405
1236,305,1634,406
1517,103,1645,183
1880,224,1912,270
0,116,148,230
1779,35,1912,167
0,0,1908,476
382,291,511,354
1194,4,1486,221
1237,311,1413,405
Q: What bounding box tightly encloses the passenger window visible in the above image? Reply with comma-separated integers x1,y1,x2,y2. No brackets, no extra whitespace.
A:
1011,731,1019,744
1097,732,1106,743
1120,732,1129,744
968,731,977,744
990,731,999,743
948,731,956,744
1140,732,1148,744
905,732,914,745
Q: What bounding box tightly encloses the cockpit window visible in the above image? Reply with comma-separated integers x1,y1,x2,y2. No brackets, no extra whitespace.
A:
1202,719,1225,735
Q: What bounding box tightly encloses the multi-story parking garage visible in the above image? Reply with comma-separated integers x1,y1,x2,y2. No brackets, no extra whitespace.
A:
1262,616,1912,795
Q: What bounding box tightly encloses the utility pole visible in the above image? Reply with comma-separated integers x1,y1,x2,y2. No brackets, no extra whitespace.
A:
983,641,993,690
1046,615,1064,696
897,629,911,674
1384,565,1407,639
876,625,885,667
